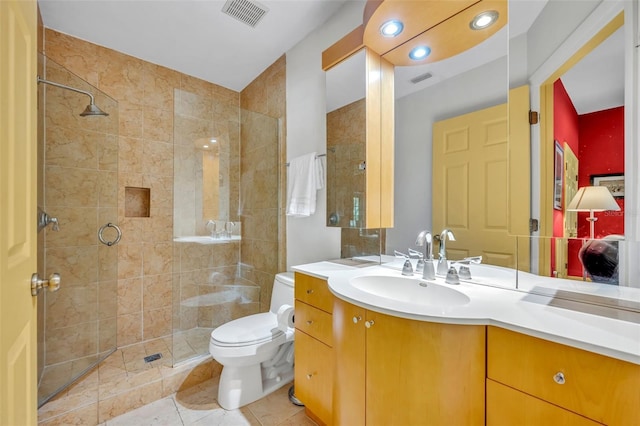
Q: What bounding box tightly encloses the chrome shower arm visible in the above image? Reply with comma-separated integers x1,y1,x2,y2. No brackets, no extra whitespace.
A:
37,76,96,105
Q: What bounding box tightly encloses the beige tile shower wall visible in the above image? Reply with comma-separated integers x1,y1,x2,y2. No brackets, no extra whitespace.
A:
326,99,366,228
42,56,119,366
341,228,386,258
44,29,241,347
239,56,286,312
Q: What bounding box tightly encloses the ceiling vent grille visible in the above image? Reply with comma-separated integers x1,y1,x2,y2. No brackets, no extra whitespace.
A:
222,0,269,28
410,72,433,84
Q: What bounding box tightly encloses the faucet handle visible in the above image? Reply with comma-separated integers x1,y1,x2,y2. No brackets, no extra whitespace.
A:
458,265,471,280
445,266,460,284
408,248,423,259
451,256,483,266
394,250,409,259
401,259,414,276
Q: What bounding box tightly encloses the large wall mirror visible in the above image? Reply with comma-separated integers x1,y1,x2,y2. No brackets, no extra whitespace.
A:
326,49,367,229
383,0,638,301
325,46,394,259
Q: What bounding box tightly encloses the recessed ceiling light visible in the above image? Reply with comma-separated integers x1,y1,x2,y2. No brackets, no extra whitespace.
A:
409,46,431,61
380,20,404,37
470,10,499,30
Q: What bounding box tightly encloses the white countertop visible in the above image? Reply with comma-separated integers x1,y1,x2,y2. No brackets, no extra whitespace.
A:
293,260,640,365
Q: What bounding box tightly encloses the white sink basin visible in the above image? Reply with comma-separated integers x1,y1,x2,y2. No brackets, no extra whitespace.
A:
349,275,470,307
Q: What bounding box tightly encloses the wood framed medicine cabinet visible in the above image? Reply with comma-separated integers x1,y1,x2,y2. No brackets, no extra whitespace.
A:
323,0,507,231
324,45,394,229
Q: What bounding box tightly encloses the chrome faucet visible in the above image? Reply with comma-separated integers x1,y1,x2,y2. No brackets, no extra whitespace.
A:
224,221,235,239
436,229,456,276
415,230,435,280
206,220,217,238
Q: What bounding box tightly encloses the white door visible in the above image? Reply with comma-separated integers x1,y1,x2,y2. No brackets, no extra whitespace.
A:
0,0,38,423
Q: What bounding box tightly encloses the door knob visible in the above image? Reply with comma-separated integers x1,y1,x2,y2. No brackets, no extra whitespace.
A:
365,320,375,328
31,273,61,296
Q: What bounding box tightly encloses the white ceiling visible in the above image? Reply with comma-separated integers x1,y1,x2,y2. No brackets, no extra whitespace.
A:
561,26,624,115
39,0,623,114
38,0,351,92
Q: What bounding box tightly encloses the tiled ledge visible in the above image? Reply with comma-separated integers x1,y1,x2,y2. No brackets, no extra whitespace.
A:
38,339,220,425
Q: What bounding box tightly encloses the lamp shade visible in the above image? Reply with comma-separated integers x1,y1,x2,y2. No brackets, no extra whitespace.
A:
566,186,621,212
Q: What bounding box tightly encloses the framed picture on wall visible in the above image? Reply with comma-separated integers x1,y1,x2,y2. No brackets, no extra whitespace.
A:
592,173,625,198
554,141,563,210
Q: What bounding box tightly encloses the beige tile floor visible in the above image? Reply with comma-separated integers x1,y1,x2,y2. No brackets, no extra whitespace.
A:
99,378,316,426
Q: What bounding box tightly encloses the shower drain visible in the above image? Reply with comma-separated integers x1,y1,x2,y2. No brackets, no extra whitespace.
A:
144,353,162,363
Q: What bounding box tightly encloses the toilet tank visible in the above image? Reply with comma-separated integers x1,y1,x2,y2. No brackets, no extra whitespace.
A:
270,272,295,313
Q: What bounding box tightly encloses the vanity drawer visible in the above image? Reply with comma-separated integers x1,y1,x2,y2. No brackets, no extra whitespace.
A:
295,330,333,425
295,272,333,313
487,379,601,426
295,301,333,346
487,326,640,425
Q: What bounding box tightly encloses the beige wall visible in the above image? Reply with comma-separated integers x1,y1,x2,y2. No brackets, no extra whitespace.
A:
41,58,120,364
45,30,285,346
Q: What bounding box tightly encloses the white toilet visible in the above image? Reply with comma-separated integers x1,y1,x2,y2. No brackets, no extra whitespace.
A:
209,272,295,410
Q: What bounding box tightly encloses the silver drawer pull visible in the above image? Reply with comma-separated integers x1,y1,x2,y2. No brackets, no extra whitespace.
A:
553,372,566,385
353,316,362,324
306,320,313,325
98,222,122,246
306,289,314,294
365,320,375,328
306,373,313,380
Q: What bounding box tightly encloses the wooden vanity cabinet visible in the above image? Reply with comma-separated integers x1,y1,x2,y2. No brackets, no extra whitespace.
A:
332,298,366,426
486,379,601,425
294,273,334,425
333,298,486,426
487,326,640,426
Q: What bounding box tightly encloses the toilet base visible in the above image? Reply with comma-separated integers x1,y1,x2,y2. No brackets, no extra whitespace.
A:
217,362,294,410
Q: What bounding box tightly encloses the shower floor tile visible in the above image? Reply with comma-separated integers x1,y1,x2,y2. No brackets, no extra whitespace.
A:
99,379,315,426
38,336,216,425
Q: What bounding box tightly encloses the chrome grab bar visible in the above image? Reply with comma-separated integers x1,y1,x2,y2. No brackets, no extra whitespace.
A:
98,223,122,246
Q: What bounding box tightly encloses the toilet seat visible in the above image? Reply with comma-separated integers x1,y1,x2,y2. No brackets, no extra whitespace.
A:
211,312,285,348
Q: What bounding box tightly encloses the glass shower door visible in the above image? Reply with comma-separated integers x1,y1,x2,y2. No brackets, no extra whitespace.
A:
37,57,119,406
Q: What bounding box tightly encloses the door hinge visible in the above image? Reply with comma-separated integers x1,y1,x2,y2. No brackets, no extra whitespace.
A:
529,218,539,233
529,110,539,125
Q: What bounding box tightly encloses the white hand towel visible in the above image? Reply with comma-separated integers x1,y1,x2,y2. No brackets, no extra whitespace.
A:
286,152,323,217
315,155,325,191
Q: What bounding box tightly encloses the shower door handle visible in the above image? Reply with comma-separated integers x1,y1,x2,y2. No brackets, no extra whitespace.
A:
98,223,122,246
31,272,61,296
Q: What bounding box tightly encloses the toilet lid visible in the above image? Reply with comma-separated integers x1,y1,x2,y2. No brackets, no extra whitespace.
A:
211,312,284,347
